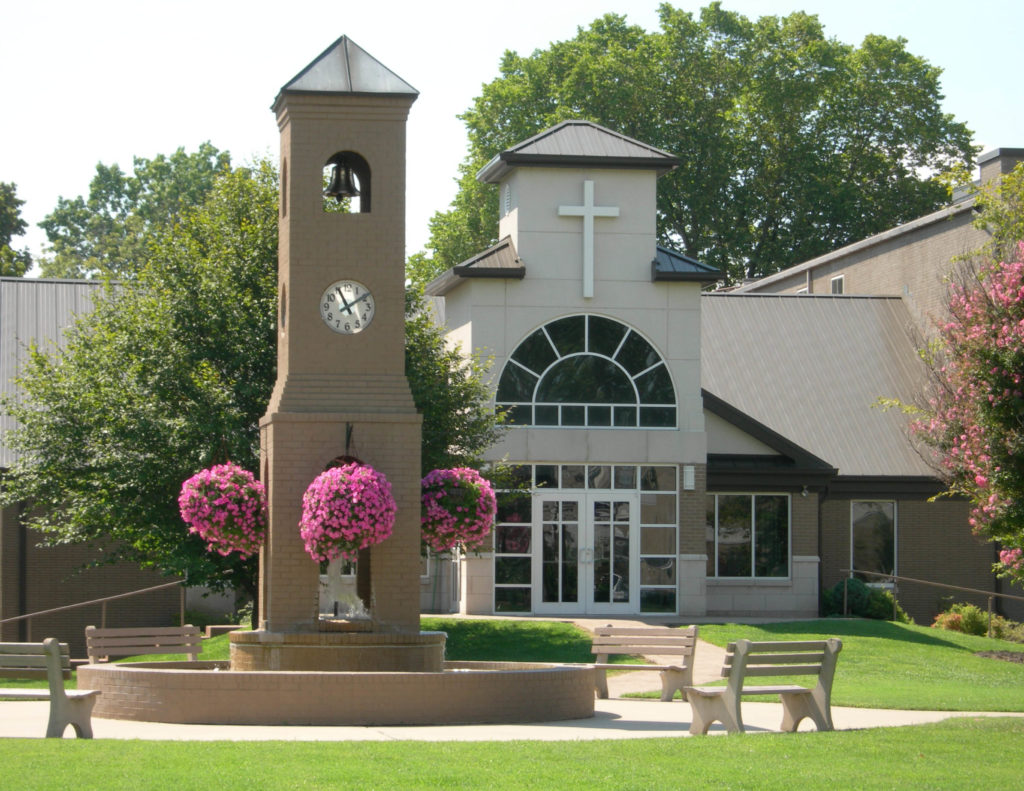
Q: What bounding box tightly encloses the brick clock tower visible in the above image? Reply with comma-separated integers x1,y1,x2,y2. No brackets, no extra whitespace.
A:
254,37,423,641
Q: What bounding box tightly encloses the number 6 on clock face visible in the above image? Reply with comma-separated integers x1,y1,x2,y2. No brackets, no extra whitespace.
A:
319,279,375,334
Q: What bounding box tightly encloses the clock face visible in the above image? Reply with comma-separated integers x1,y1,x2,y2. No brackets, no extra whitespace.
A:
320,279,375,334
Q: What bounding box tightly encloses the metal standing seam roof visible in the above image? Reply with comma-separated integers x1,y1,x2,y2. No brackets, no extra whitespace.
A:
272,35,418,109
0,278,102,468
701,293,936,478
478,120,679,183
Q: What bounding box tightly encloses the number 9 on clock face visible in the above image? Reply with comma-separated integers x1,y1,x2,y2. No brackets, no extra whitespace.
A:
320,279,375,334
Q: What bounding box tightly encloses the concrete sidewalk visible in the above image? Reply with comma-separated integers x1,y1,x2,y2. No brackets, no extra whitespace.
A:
1,697,1017,741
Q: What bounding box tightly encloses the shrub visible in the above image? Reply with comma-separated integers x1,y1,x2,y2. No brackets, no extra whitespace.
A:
821,577,911,622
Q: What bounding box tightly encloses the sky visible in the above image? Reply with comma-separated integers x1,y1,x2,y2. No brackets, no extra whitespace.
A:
3,0,1021,269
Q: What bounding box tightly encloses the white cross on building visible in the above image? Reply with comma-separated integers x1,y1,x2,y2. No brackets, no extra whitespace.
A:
559,180,619,299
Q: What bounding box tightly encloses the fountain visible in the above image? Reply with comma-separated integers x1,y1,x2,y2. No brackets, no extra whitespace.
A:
77,35,594,726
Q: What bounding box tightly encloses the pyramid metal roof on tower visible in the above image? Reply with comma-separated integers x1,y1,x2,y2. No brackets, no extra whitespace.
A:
478,120,679,183
273,35,418,108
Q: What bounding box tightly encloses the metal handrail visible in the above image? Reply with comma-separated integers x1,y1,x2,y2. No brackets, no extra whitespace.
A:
840,568,1024,637
0,580,185,642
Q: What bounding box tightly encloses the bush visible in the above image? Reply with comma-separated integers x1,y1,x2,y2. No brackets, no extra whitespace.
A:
821,577,911,622
933,601,999,637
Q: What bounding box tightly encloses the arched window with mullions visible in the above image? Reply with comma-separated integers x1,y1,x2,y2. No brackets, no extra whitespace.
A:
496,315,676,428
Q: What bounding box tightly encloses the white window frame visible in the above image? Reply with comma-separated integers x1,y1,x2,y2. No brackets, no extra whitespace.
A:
705,492,792,579
830,275,845,294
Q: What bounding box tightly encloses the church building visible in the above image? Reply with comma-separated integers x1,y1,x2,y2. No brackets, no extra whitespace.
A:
425,120,1007,624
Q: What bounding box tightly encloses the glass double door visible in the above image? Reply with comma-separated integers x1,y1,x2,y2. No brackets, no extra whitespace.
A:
533,493,638,615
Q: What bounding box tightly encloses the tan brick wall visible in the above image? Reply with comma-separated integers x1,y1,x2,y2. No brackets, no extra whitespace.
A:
820,495,1000,624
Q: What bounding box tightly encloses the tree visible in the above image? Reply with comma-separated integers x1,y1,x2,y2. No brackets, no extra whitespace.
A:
3,155,505,601
910,165,1024,582
409,3,975,286
38,143,231,279
0,182,32,276
405,290,506,475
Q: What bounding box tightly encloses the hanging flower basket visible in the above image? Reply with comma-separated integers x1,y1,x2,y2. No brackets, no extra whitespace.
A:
300,462,397,562
178,462,267,558
420,467,497,553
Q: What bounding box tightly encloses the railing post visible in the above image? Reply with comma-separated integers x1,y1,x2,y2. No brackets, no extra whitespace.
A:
892,577,898,621
180,584,186,627
26,617,31,643
988,596,994,638
843,576,849,616
101,601,107,629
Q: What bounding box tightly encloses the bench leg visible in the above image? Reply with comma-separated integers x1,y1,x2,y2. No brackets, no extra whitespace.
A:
779,691,831,732
46,695,98,739
594,667,609,699
686,691,743,735
660,667,689,701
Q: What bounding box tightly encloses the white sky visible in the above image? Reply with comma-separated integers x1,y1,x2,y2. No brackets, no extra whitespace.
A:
3,0,1021,268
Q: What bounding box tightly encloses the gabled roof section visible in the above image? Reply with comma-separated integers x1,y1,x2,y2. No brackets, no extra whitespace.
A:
273,35,418,109
478,120,679,183
701,293,936,478
424,237,525,297
652,246,721,283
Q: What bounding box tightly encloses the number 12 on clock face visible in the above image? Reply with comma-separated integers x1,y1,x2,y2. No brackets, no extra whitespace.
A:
319,279,375,335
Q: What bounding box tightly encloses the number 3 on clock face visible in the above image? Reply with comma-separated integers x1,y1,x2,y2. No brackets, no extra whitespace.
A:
319,279,375,335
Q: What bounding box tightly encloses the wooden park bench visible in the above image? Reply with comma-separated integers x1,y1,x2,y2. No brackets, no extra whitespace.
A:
684,638,842,734
591,625,698,701
0,638,101,738
85,624,202,664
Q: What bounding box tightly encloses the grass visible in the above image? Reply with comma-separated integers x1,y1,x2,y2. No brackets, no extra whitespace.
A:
0,717,1021,790
693,619,1024,711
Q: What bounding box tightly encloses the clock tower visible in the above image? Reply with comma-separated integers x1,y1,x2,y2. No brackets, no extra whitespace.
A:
258,36,422,635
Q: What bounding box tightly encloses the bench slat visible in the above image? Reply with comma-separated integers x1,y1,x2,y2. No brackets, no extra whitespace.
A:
88,636,200,648
741,664,824,677
86,626,201,637
726,651,825,666
726,640,832,653
0,643,49,655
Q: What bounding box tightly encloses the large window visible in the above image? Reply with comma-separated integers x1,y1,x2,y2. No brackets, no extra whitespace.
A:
496,315,676,428
705,494,790,578
851,501,895,584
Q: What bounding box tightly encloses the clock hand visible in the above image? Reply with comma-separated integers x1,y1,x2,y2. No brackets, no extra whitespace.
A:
349,292,371,307
335,287,355,314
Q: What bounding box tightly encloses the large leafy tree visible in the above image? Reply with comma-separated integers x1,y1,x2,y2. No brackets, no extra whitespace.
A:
910,166,1024,582
409,3,975,286
0,182,32,276
38,142,231,279
3,156,505,601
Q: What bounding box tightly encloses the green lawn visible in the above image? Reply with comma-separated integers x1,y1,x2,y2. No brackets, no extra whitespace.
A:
0,717,1021,790
695,620,1024,711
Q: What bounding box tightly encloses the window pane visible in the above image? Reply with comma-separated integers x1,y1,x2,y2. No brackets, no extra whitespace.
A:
495,524,531,554
614,406,637,426
614,466,636,489
588,315,627,357
717,494,752,577
754,495,789,577
562,405,585,426
588,405,611,426
588,465,612,489
535,405,558,425
615,331,661,375
561,466,586,489
852,501,895,580
510,328,558,373
641,526,676,554
506,404,531,425
641,558,676,585
634,364,675,404
706,495,717,577
496,493,530,524
639,406,676,427
641,493,676,524
496,364,538,402
537,356,634,403
641,466,677,491
495,587,531,612
545,315,585,356
535,465,558,488
495,556,531,585
640,588,676,613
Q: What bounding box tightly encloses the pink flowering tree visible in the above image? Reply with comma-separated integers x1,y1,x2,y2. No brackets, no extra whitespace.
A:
300,462,397,562
911,242,1024,581
179,462,267,559
421,467,497,553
